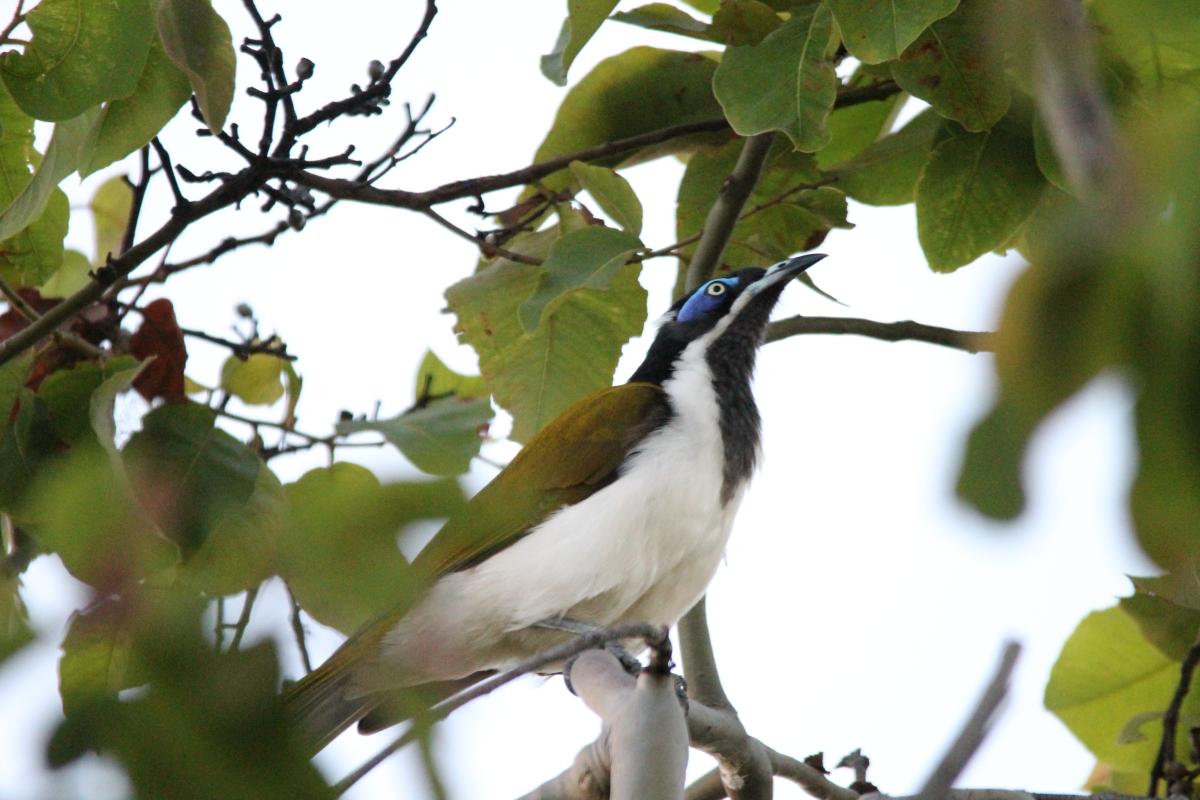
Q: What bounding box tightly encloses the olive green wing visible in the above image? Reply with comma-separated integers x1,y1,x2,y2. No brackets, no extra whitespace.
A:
410,382,669,579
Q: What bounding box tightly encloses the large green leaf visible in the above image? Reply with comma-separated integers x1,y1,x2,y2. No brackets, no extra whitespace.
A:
1046,605,1200,772
0,107,101,242
0,390,60,512
915,113,1045,272
279,463,463,633
827,0,958,64
541,0,620,86
1090,0,1200,96
814,76,906,170
0,84,68,288
338,399,493,477
890,0,1009,132
0,0,154,121
181,465,284,595
836,107,939,205
530,47,723,195
519,226,643,331
713,5,836,151
59,597,140,717
569,161,644,235
80,40,192,176
25,446,180,588
156,0,236,133
447,226,647,442
1119,588,1200,662
123,403,260,555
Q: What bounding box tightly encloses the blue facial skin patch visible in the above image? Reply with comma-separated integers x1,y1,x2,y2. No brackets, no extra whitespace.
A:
677,277,739,323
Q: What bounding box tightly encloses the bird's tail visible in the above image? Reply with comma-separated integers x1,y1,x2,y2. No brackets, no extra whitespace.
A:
282,657,374,755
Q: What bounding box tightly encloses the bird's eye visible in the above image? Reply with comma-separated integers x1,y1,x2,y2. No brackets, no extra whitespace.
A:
706,282,726,297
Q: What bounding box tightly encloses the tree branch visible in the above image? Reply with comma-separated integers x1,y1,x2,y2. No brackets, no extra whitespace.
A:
683,133,776,293
765,316,995,353
678,597,732,711
918,642,1021,800
1149,637,1200,796
332,623,670,798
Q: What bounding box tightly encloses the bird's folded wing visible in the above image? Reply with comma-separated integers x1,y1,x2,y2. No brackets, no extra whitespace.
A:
410,382,670,579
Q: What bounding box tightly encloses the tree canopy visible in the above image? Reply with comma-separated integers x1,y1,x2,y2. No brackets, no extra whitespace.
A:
0,0,1199,797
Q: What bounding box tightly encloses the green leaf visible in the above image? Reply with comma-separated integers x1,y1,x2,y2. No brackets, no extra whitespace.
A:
890,0,1009,132
530,47,723,196
836,107,939,205
519,226,643,331
89,360,144,458
814,78,905,170
1090,0,1200,96
156,0,236,133
1132,565,1200,612
89,176,134,264
220,353,286,406
611,4,718,41
80,39,192,177
0,390,60,512
681,0,720,12
338,399,493,477
414,350,487,400
181,465,284,595
0,0,154,121
37,357,140,447
569,161,643,235
915,113,1045,272
827,0,958,64
0,575,32,664
541,0,620,86
25,446,180,587
0,352,32,426
447,230,647,441
1119,589,1200,661
0,107,101,243
1046,605,1200,772
713,5,836,151
123,403,260,555
59,597,138,716
39,249,91,298
0,85,69,288
279,463,463,633
1032,111,1071,194
709,0,783,46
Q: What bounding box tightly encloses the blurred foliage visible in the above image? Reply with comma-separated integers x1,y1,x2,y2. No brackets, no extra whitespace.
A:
0,0,1197,794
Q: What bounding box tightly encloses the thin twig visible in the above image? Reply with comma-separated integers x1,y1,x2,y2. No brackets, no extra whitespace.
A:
1149,638,1200,796
0,0,27,44
227,586,260,652
766,316,995,353
423,208,543,266
0,275,107,360
332,623,668,798
119,148,153,258
150,138,189,210
287,584,314,674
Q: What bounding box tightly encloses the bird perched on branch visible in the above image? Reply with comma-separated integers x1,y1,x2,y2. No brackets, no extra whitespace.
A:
284,252,827,751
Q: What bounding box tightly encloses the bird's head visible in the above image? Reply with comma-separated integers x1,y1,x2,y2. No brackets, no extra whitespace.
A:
629,253,826,385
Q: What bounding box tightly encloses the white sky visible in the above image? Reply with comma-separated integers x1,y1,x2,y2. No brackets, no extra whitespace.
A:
0,2,1154,798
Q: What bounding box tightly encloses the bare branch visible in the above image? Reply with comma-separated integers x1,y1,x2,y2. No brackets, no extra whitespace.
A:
766,316,996,353
1149,636,1200,796
687,132,776,293
226,586,260,652
918,642,1021,800
678,597,733,711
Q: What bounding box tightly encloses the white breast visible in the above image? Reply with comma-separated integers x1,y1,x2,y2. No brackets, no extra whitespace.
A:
380,331,753,681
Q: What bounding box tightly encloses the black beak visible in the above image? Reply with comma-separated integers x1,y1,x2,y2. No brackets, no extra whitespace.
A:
746,253,827,296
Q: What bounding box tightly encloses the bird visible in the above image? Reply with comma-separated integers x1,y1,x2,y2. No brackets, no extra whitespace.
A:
283,252,827,752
